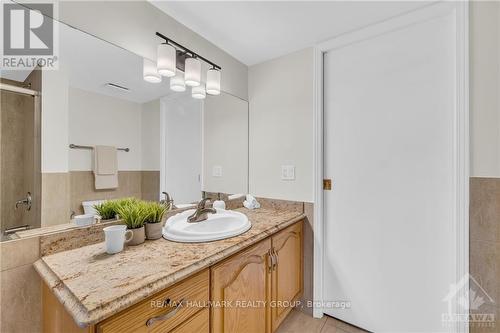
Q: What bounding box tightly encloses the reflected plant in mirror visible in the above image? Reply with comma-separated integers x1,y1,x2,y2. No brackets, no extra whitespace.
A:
93,201,119,221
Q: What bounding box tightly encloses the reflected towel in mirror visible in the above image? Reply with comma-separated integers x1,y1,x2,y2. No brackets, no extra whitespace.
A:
94,145,118,189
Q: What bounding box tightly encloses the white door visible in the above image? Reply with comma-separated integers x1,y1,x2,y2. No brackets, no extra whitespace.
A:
323,4,464,332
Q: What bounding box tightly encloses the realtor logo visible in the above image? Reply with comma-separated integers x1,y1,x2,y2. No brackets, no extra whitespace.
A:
3,3,53,55
442,273,495,328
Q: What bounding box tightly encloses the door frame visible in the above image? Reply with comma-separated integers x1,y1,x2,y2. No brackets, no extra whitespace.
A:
312,2,469,332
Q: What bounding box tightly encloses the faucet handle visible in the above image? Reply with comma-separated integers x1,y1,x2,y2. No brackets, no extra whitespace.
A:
197,198,211,209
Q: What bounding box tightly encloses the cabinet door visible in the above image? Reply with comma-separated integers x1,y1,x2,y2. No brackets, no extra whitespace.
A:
211,238,272,333
271,221,303,331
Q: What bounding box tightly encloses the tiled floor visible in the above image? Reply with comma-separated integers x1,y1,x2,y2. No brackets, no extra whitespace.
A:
277,309,368,333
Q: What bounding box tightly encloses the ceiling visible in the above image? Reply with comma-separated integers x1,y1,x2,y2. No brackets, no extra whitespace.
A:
151,1,431,66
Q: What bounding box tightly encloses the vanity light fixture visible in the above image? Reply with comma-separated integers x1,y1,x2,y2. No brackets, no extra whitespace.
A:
155,32,221,98
206,68,221,95
170,71,186,92
184,57,201,87
157,43,176,77
143,58,161,83
192,83,206,99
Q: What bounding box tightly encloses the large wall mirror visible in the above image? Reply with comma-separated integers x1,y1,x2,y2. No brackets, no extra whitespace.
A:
0,8,249,241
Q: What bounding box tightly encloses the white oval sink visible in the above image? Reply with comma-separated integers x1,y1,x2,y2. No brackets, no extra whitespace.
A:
162,209,251,243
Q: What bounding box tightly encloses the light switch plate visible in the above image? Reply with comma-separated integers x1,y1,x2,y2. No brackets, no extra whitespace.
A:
212,165,222,177
281,165,295,180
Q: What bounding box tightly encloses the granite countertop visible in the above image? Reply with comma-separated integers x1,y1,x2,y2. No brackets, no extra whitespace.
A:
34,207,305,327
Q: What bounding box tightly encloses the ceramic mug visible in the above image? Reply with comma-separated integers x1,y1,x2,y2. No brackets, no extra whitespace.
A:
103,225,133,254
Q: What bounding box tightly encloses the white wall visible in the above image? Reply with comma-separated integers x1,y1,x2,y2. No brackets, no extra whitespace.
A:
141,99,161,171
203,93,248,195
55,1,248,100
470,1,500,177
246,3,500,204
68,87,142,171
41,68,69,173
248,48,314,202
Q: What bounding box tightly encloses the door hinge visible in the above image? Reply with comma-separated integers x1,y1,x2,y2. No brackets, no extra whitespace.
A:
323,179,332,191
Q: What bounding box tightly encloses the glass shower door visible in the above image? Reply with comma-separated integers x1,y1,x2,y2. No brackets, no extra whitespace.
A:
0,84,41,238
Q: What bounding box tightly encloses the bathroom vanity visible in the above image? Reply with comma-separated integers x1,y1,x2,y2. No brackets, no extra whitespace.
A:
35,206,304,333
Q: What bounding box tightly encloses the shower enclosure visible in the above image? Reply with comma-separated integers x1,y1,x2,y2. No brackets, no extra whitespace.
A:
0,81,41,238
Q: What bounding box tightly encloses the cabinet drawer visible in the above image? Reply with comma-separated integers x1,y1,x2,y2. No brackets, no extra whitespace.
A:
97,269,209,333
171,308,209,333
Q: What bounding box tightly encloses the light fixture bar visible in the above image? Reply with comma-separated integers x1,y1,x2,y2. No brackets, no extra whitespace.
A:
156,32,221,70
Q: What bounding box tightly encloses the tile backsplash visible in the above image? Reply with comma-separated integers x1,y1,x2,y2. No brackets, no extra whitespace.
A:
41,171,160,227
69,171,142,215
469,177,500,333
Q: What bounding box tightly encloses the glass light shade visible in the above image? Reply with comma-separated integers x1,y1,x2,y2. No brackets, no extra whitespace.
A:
192,84,206,99
170,71,186,92
143,58,161,83
157,43,176,77
206,68,221,95
184,57,201,87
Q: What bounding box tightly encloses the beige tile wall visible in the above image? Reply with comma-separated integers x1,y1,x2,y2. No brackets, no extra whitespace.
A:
41,171,161,225
69,171,142,215
470,178,500,333
0,236,42,333
141,171,160,202
41,173,70,227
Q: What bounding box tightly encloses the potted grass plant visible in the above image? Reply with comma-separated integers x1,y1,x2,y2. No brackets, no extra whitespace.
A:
93,201,118,221
144,201,169,240
115,200,149,245
93,198,139,222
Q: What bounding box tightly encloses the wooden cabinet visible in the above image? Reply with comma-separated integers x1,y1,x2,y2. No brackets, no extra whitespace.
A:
271,222,303,331
96,269,209,333
211,221,303,333
211,238,272,333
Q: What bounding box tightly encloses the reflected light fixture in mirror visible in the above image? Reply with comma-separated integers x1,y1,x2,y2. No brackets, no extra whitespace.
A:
170,71,186,92
157,43,176,77
143,58,161,83
185,57,201,87
192,83,206,99
206,68,221,95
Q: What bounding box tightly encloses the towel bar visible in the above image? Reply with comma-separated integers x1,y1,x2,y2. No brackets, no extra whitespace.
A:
69,144,130,152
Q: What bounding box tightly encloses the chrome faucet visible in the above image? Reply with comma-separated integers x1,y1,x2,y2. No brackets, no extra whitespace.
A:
161,192,175,209
187,198,216,223
15,192,32,211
